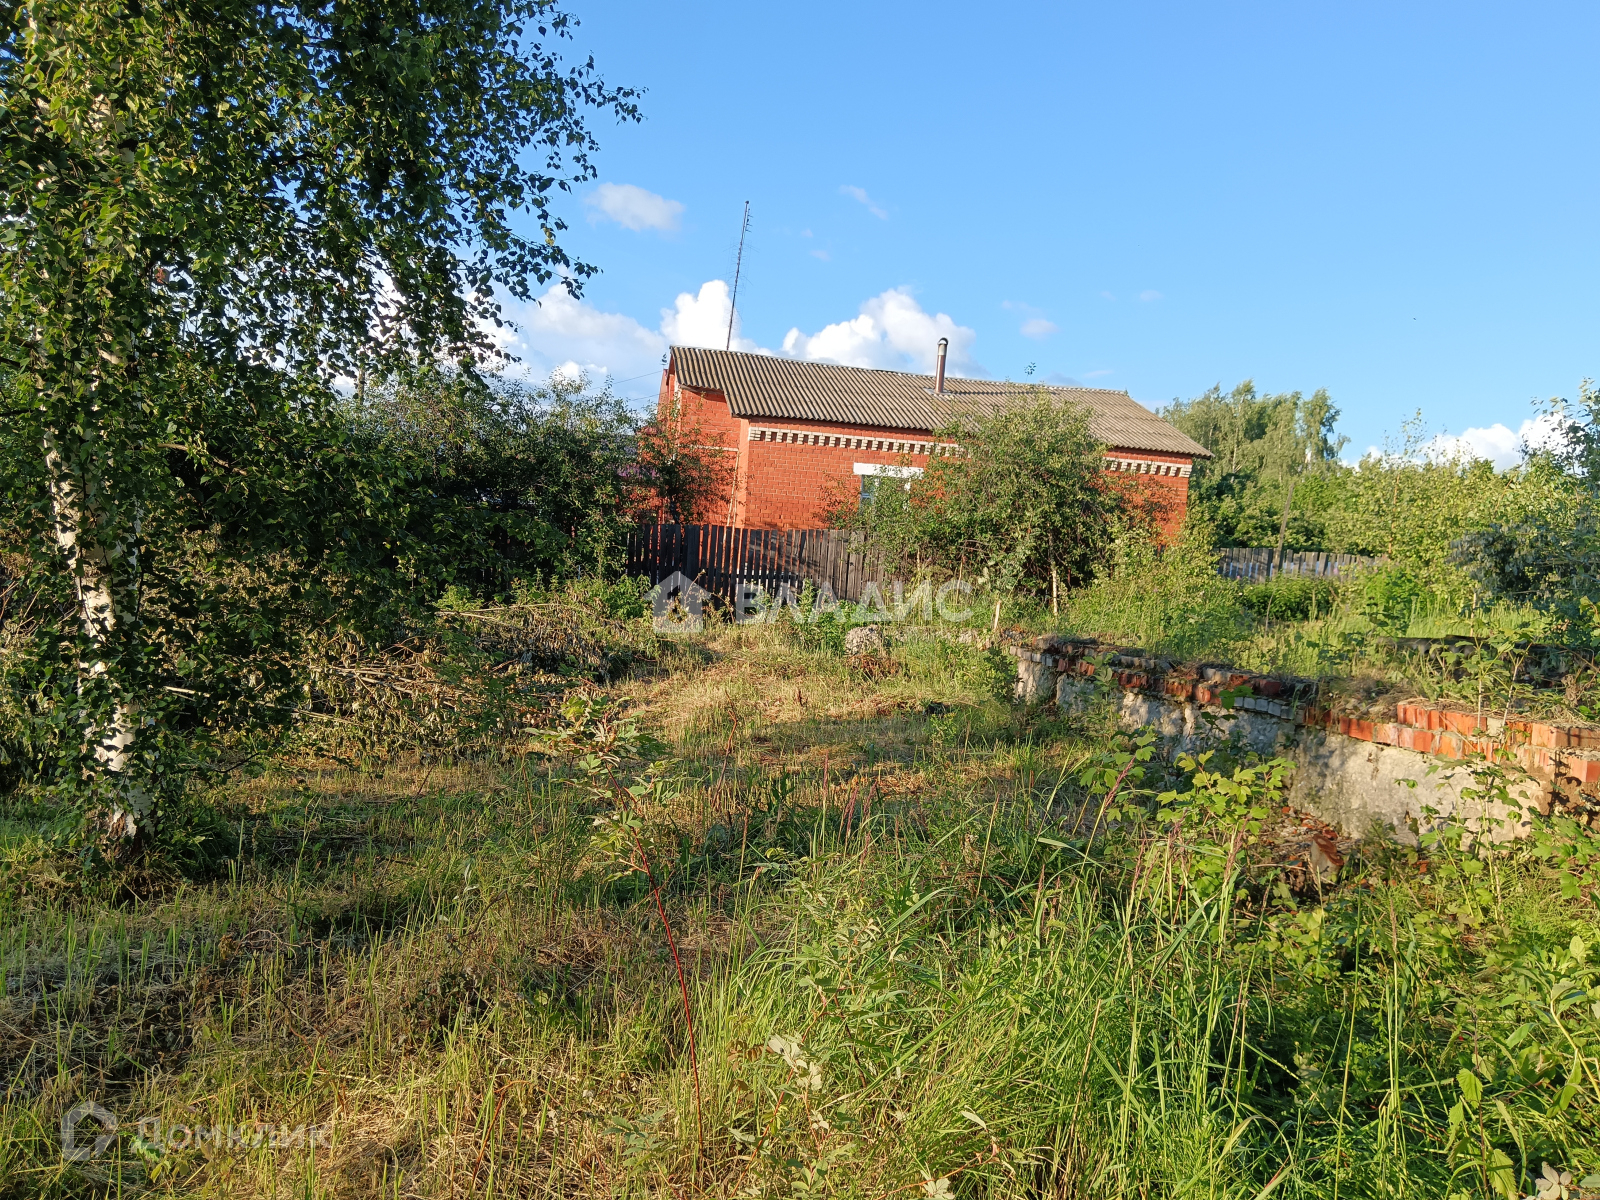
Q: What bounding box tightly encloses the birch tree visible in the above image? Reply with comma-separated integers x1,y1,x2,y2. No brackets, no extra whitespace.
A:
0,0,634,848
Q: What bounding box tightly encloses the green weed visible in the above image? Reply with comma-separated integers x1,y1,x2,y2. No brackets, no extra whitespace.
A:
1,628,1598,1197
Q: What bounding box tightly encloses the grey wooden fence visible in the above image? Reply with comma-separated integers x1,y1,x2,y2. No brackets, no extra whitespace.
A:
625,525,883,603
1216,547,1382,583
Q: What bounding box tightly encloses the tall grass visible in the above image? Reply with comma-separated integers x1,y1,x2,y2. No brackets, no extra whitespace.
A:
1052,536,1595,726
1062,527,1248,661
1,625,1597,1197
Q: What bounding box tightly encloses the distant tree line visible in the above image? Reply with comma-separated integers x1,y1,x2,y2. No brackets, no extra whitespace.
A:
1166,379,1600,626
1163,380,1591,563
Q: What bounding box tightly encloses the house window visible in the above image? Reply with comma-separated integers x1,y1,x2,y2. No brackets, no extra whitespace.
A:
854,461,923,505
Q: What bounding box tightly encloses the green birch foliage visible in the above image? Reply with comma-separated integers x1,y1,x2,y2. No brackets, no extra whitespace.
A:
0,0,635,828
1164,379,1347,549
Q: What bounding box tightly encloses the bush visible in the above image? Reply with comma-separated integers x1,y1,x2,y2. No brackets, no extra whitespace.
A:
1353,563,1430,631
840,388,1123,596
571,574,651,622
783,582,850,655
1065,524,1247,660
1239,576,1342,621
347,366,643,596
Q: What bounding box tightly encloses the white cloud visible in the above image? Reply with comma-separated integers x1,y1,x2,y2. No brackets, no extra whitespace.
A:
1083,368,1113,379
495,281,983,402
660,280,770,354
493,278,776,397
810,249,830,261
840,185,889,219
549,360,590,385
498,283,668,388
1425,413,1567,470
1003,300,1057,340
584,183,684,233
781,288,979,374
1139,290,1163,302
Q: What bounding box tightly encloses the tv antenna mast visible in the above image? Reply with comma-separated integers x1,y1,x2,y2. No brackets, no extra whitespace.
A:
726,200,750,351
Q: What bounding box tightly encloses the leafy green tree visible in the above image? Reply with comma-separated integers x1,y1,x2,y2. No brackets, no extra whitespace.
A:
1535,379,1600,490
1446,386,1600,627
348,366,644,596
1322,416,1582,566
842,389,1124,601
1164,380,1347,549
0,0,635,845
1451,512,1600,616
1310,412,1598,631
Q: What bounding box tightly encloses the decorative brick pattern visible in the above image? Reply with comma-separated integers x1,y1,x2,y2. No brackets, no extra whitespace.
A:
748,427,962,456
1104,457,1193,478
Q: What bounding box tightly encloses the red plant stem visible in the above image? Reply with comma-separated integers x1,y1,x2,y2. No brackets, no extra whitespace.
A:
1102,755,1139,811
632,828,704,1153
1084,755,1142,842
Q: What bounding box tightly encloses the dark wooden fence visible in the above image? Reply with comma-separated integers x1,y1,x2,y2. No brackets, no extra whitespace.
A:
625,527,1385,598
1216,547,1383,583
624,525,883,602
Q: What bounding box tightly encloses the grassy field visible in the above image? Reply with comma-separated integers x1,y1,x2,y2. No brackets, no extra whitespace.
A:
2,621,1599,1198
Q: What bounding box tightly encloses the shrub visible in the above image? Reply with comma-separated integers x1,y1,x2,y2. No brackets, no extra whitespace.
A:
1353,562,1431,631
1239,576,1342,621
1065,524,1248,660
840,388,1125,597
572,574,651,622
783,583,850,655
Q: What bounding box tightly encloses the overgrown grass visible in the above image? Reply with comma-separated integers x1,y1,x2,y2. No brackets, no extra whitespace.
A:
1047,534,1600,728
1060,528,1249,661
1,622,1598,1197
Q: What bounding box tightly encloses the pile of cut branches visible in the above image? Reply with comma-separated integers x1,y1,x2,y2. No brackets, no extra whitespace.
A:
294,602,652,764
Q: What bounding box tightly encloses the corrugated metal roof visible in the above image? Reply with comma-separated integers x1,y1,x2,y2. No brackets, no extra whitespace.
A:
670,347,1212,458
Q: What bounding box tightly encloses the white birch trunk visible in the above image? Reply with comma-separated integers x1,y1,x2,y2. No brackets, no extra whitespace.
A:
43,431,148,840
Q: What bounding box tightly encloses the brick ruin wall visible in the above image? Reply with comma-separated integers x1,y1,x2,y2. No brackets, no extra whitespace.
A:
1012,638,1600,842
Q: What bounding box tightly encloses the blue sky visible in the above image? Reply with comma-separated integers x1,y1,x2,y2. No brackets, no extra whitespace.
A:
500,0,1600,465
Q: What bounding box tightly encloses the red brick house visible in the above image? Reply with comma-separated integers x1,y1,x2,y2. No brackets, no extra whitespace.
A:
656,345,1211,534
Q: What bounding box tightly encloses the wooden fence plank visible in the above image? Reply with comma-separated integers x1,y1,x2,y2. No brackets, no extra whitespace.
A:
1214,547,1382,582
626,524,879,602
631,527,1390,599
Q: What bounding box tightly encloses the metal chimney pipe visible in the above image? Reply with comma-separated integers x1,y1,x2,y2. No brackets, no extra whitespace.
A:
934,337,948,395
